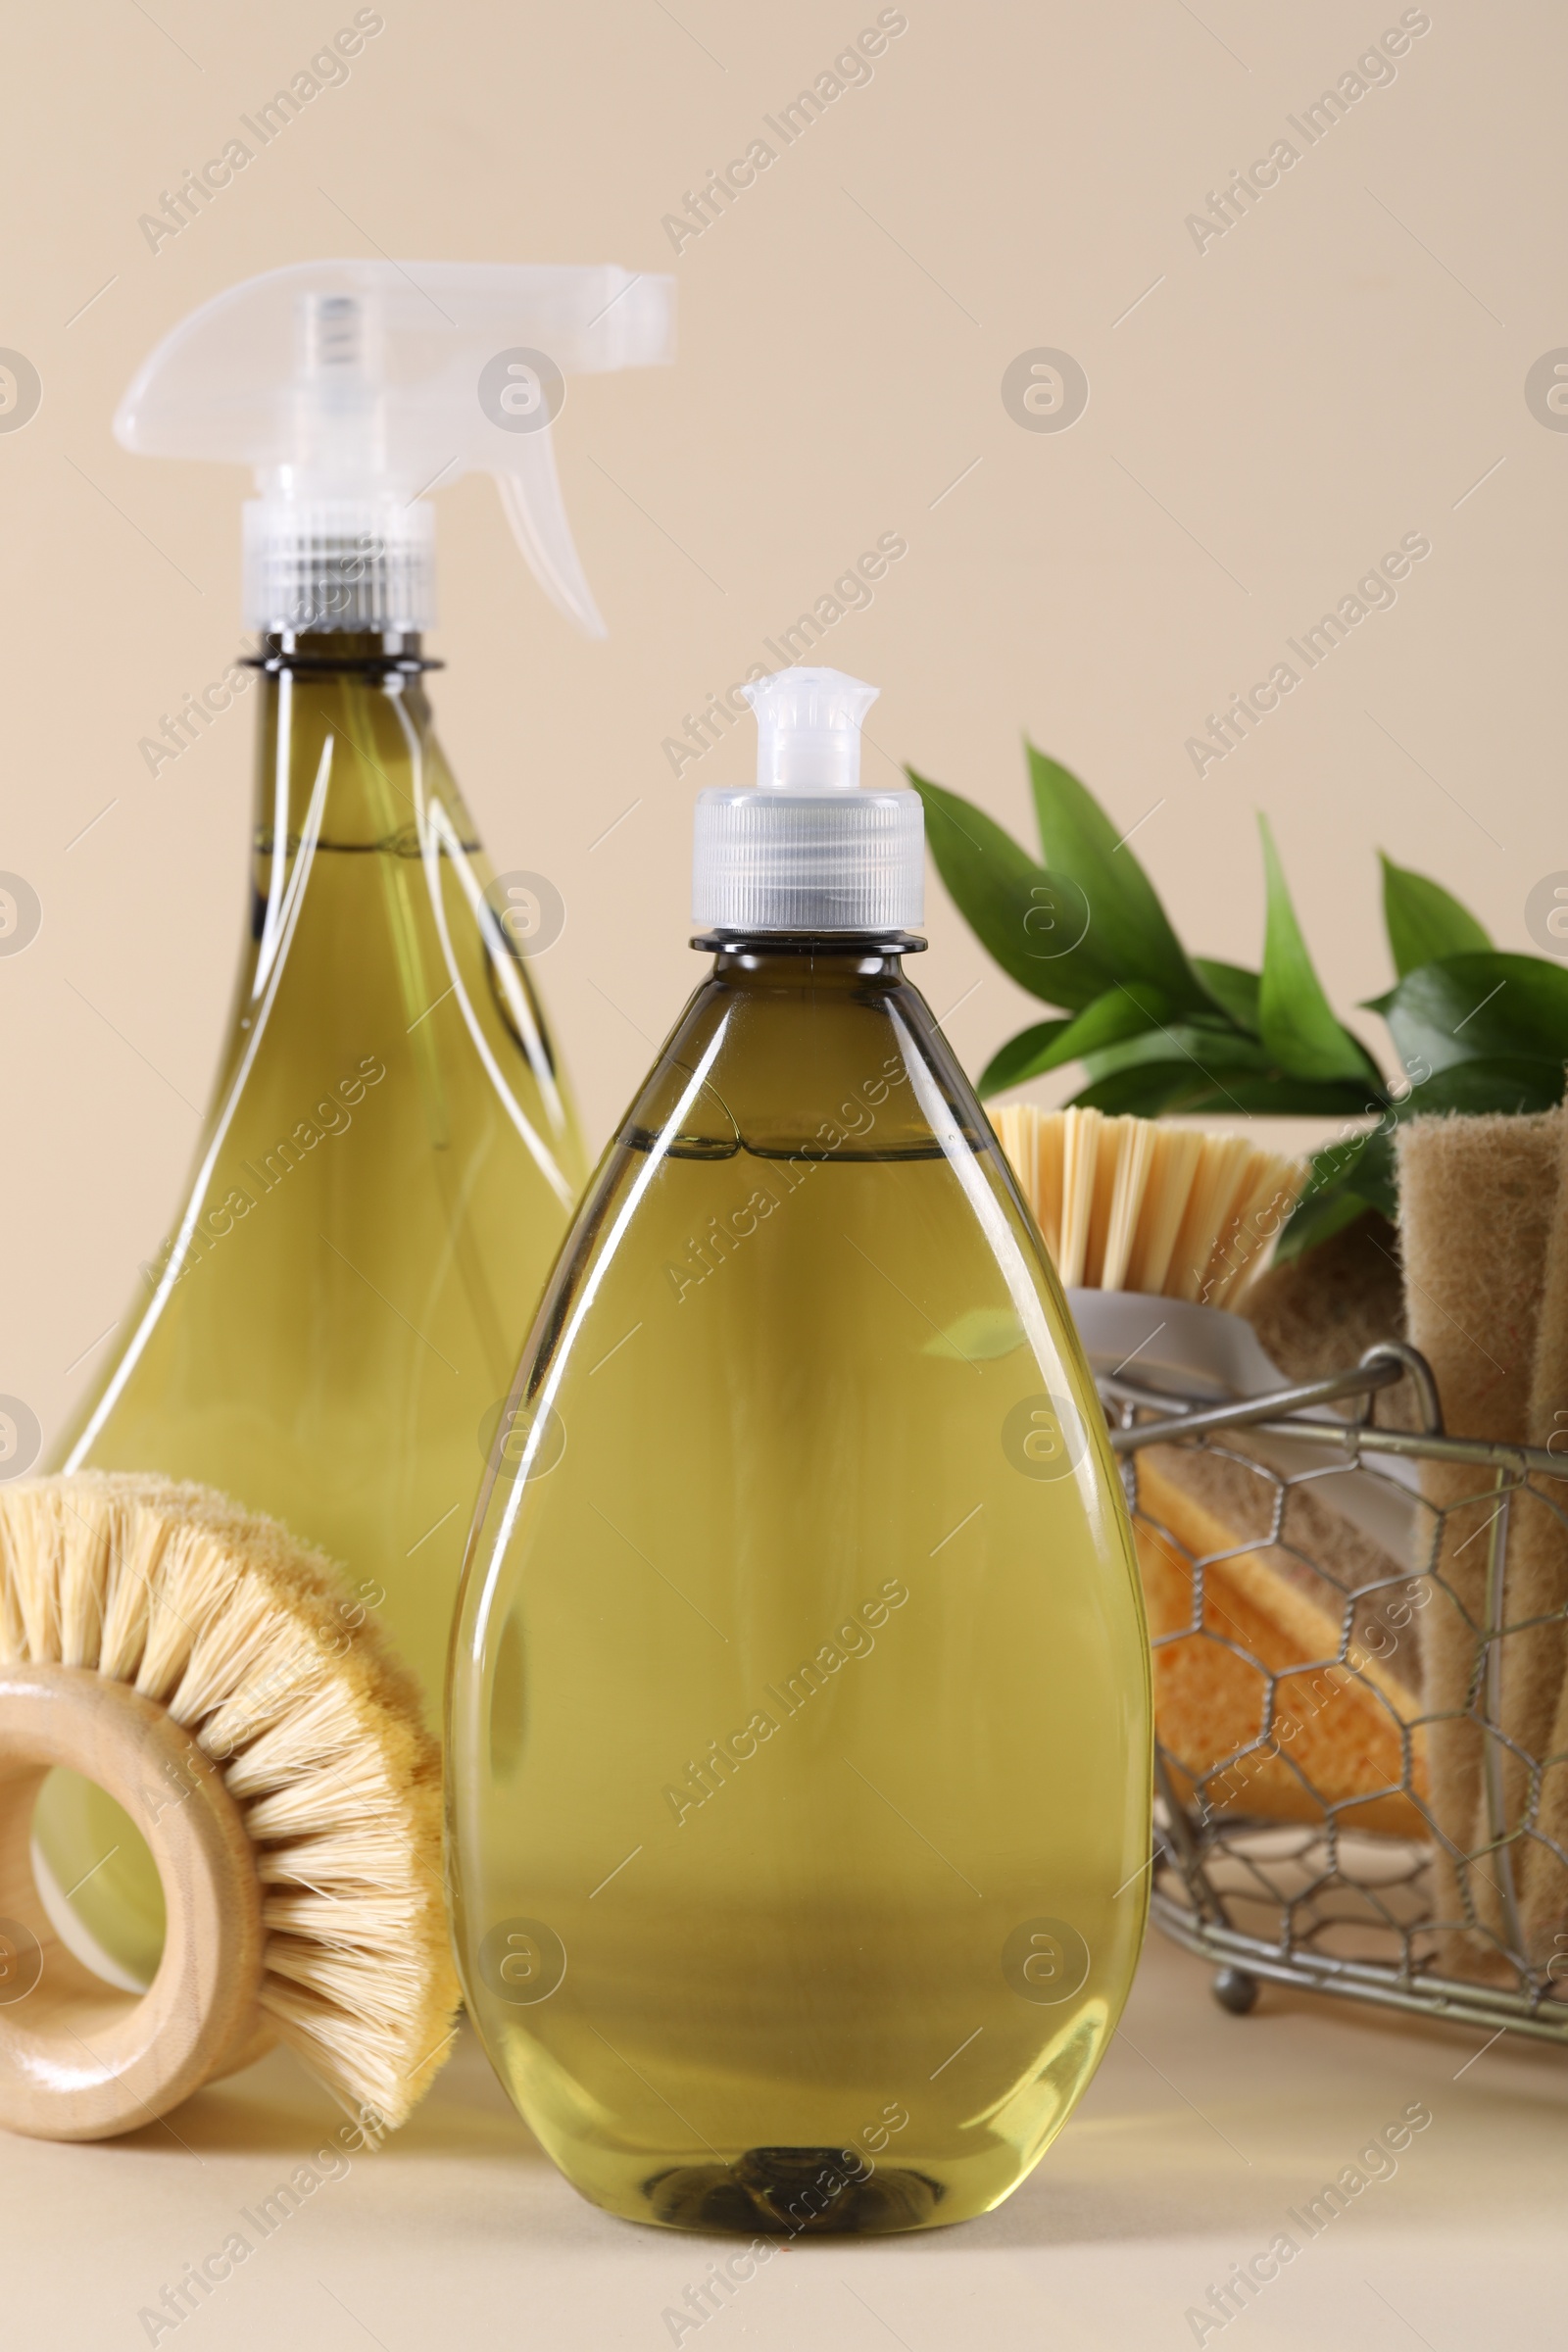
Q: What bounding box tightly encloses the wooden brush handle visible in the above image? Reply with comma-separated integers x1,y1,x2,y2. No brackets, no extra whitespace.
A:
0,1663,267,2140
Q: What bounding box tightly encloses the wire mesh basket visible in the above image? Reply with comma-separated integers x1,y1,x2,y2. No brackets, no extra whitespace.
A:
1102,1343,1568,2044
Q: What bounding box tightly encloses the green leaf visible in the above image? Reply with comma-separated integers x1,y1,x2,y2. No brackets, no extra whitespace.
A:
1072,1063,1380,1117
1273,1184,1377,1262
976,1020,1075,1098
976,984,1171,1098
1302,1125,1382,1201
1069,1017,1375,1116
1272,1118,1398,1261
1025,745,1210,1012
1333,1127,1398,1221
1257,814,1384,1088
1369,953,1568,1087
907,772,1122,1009
1080,1019,1364,1088
1276,1022,1568,1264
1193,957,1262,1036
1409,1058,1566,1114
1379,853,1493,979
1080,1022,1279,1086
1070,1060,1265,1116
1078,991,1386,1116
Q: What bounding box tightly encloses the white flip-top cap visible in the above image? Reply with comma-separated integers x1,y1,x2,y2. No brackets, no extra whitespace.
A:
114,260,674,637
692,667,923,934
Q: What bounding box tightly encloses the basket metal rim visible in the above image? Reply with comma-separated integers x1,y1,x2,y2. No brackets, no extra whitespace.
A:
1151,1892,1568,2043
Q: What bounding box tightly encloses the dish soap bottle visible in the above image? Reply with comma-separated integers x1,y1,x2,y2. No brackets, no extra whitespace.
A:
448,666,1152,2233
39,261,673,1984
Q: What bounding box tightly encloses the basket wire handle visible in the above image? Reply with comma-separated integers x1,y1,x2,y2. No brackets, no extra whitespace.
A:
1352,1341,1444,1437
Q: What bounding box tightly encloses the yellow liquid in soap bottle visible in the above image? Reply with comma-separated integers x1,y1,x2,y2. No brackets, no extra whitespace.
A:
449,942,1151,2232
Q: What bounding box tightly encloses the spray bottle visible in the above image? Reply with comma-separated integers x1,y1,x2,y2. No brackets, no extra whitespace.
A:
40,261,674,1982
448,667,1152,2232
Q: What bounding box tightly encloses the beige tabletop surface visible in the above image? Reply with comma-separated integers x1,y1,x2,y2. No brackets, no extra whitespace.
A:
8,1927,1565,2352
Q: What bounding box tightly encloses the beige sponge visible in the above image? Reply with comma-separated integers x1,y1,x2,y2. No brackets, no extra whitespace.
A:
1396,1111,1566,1954
1134,1449,1429,1838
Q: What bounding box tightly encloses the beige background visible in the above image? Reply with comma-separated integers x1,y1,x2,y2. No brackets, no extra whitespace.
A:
1,0,1566,2337
3,0,1563,1448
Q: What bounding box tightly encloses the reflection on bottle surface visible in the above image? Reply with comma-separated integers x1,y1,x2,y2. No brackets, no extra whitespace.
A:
449,945,1151,2232
40,642,586,1982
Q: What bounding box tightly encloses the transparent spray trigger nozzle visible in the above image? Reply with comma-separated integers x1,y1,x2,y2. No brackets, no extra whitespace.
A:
113,260,676,636
300,290,371,375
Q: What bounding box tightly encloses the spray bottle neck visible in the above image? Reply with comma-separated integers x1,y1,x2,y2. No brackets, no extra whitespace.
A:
247,630,467,861
251,628,441,677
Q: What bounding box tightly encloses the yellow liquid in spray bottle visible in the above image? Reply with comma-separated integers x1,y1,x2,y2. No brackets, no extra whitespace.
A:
448,669,1150,2232
39,638,586,1981
33,253,674,1984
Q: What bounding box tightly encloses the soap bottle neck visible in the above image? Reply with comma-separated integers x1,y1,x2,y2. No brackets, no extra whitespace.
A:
694,933,925,990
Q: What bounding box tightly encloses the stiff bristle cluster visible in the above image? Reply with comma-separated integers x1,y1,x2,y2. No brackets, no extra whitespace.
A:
995,1105,1306,1305
0,1474,459,2128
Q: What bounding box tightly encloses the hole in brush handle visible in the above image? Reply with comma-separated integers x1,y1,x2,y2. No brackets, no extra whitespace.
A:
0,1664,268,2141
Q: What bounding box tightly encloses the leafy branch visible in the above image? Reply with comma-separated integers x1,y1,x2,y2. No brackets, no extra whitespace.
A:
908,747,1568,1257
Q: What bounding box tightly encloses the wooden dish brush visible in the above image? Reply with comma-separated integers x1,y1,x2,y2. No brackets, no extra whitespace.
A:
0,1473,459,2142
994,1103,1306,1303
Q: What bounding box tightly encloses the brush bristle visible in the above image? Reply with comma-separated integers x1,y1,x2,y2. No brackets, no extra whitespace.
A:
995,1106,1306,1303
0,1474,459,2130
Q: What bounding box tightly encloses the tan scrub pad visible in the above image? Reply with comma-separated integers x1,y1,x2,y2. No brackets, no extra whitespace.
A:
1512,1108,1568,1952
1396,1110,1563,1955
